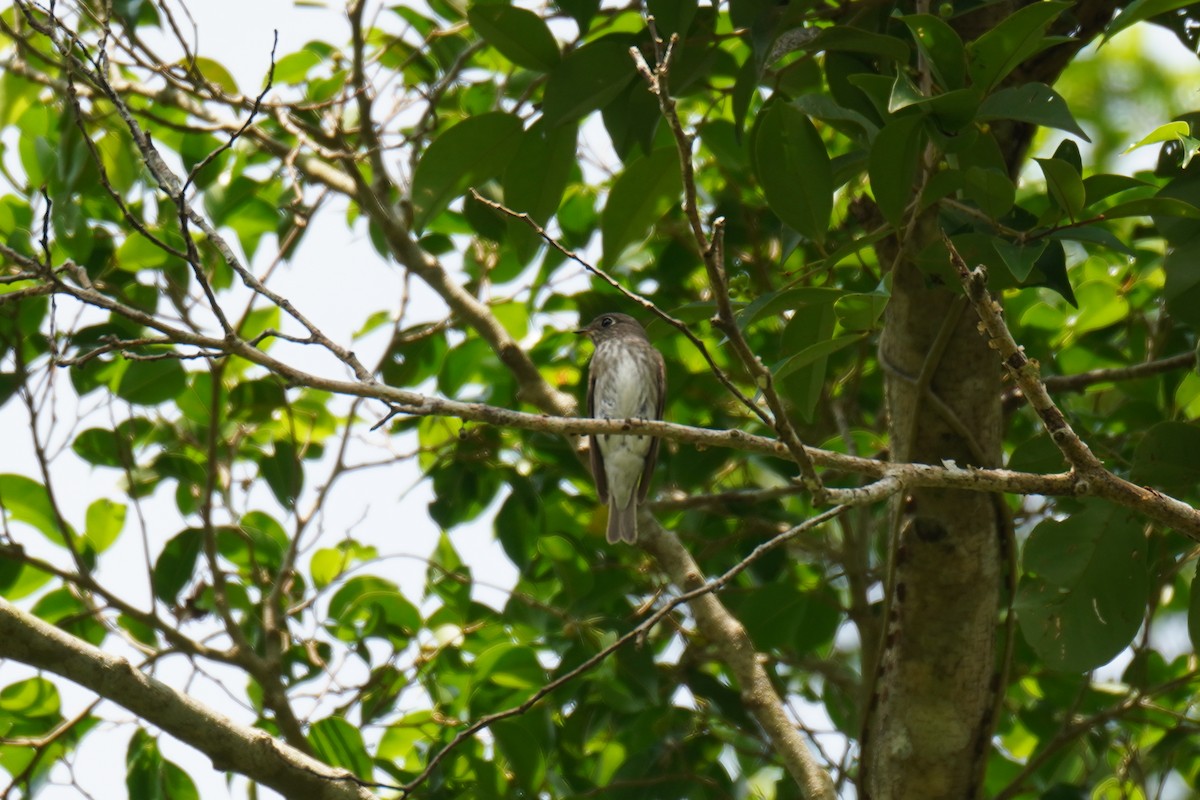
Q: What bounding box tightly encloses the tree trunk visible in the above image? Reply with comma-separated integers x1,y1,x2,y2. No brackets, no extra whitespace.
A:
865,255,1004,799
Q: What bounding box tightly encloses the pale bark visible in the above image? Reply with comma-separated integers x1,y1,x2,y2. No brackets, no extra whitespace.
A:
0,598,377,800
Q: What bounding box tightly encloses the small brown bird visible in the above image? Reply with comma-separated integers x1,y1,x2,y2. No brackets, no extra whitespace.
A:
576,313,666,543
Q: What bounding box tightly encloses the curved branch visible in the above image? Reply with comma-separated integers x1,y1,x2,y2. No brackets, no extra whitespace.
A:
0,597,379,800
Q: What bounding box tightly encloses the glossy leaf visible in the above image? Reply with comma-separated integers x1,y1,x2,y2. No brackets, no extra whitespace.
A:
1036,157,1086,221
751,100,832,243
902,14,966,90
966,2,1070,91
1105,0,1198,42
977,83,1090,141
1123,120,1190,154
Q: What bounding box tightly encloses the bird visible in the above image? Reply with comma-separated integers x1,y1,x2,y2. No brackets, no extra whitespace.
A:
575,312,666,543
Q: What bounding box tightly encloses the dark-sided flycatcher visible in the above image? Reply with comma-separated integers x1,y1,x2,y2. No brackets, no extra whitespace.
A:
576,313,666,544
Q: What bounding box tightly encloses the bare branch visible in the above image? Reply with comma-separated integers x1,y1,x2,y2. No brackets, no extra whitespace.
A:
0,596,378,800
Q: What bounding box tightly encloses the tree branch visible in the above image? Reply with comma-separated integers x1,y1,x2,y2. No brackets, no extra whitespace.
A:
0,596,379,800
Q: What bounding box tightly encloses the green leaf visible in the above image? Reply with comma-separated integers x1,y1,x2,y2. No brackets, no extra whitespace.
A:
503,120,578,263
869,114,925,227
1189,569,1200,654
0,474,70,546
1083,173,1150,207
153,529,201,605
962,166,1015,219
887,71,924,114
542,36,636,127
190,57,238,95
1070,280,1130,335
805,26,910,62
773,334,865,382
1165,238,1200,328
600,147,681,267
125,728,197,800
84,499,125,554
1048,225,1135,257
0,677,61,718
1008,435,1064,474
115,233,171,272
0,372,18,408
1123,120,1190,154
994,238,1048,283
467,5,560,71
738,287,843,329
411,112,525,232
259,441,303,509
310,541,376,590
966,2,1070,91
475,642,546,702
1131,422,1200,495
725,583,840,652
777,297,839,421
1105,0,1199,42
835,289,889,331
789,93,879,140
493,717,549,792
116,358,187,406
1036,157,1086,221
308,717,373,779
159,760,199,800
1107,196,1200,221
272,50,322,85
902,14,966,89
72,428,126,467
647,0,697,37
1016,500,1147,672
327,576,420,644
751,99,833,244
977,83,1090,141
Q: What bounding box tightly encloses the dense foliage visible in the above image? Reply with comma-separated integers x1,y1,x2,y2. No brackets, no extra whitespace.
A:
1,0,1200,798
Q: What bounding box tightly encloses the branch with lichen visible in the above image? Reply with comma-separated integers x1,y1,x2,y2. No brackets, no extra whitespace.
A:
945,232,1200,536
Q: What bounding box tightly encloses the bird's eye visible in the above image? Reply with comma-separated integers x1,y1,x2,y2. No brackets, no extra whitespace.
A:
601,316,614,328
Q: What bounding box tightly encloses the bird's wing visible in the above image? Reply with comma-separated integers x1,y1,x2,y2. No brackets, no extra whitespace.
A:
588,368,608,503
637,348,666,503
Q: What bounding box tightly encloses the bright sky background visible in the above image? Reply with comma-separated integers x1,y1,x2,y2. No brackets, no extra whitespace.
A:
2,2,1199,798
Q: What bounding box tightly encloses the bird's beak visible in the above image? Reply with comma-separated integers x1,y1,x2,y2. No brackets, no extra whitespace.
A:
573,327,588,336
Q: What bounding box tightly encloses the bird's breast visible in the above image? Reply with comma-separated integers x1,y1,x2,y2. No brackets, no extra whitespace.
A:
593,343,656,420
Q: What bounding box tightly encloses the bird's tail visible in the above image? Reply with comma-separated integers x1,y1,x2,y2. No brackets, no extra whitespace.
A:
607,498,637,544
